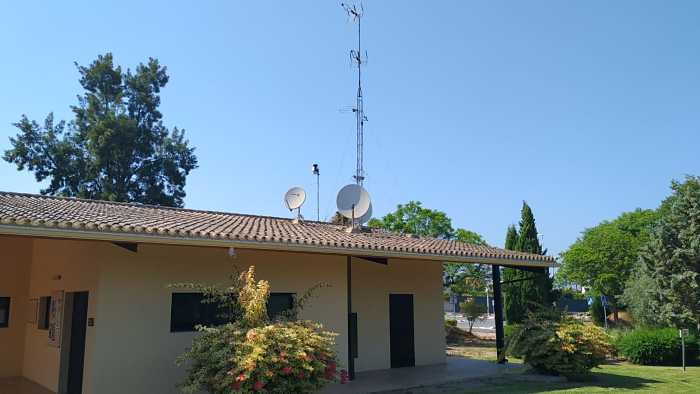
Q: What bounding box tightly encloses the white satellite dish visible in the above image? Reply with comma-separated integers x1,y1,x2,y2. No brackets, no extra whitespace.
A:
336,184,371,221
357,201,372,224
284,187,306,222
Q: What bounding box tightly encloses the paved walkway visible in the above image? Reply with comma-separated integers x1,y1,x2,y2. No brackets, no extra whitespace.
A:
321,357,522,394
0,378,54,394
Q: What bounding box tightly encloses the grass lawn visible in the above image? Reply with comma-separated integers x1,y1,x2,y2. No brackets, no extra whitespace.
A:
439,330,700,393
457,363,700,393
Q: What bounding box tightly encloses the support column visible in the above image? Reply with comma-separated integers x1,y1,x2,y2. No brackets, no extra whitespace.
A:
346,256,355,380
491,264,506,364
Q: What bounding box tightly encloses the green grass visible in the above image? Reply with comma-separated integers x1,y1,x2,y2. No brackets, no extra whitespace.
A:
440,338,700,393
457,363,700,393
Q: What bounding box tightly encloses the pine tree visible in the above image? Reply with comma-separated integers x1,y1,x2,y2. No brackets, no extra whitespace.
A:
640,177,700,327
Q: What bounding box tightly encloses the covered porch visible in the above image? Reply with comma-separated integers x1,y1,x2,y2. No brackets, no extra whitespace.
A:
322,356,522,394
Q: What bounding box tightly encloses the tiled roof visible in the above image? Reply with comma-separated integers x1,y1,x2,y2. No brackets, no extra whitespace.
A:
0,192,554,266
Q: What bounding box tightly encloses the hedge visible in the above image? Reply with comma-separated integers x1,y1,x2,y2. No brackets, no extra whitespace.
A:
617,327,698,365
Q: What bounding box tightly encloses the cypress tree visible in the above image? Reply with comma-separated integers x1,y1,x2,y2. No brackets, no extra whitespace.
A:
503,202,552,323
502,224,524,323
505,224,518,250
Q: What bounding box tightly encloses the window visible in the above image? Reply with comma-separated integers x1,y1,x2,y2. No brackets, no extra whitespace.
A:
170,292,296,332
38,296,51,330
268,293,294,319
170,293,228,332
0,297,10,328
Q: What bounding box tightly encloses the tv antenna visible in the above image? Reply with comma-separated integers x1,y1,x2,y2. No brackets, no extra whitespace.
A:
284,187,306,223
342,2,368,185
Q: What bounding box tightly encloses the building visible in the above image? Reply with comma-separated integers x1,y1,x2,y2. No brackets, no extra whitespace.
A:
0,192,554,394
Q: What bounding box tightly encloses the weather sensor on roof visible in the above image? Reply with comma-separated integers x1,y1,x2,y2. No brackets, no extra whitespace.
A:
336,183,371,231
284,187,306,223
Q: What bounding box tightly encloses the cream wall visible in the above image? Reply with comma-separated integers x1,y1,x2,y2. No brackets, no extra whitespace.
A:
91,245,348,394
22,238,101,394
352,257,445,372
0,236,32,378
3,236,446,394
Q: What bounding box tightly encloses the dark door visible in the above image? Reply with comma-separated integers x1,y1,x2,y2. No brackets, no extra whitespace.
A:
389,294,415,368
67,292,89,394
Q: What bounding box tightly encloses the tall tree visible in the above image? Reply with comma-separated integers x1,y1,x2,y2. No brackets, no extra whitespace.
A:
368,201,454,238
3,53,198,207
640,176,700,327
557,208,658,320
503,202,551,323
368,201,489,294
504,224,518,250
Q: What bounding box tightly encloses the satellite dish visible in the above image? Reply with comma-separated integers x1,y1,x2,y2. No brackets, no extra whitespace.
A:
336,184,371,220
284,187,306,211
357,201,372,224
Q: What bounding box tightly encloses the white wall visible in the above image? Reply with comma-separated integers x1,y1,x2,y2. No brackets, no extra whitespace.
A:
22,238,100,393
3,236,446,394
91,245,348,394
0,236,32,378
352,257,445,372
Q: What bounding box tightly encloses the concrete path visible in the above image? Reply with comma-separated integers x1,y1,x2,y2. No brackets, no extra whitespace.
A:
321,357,522,394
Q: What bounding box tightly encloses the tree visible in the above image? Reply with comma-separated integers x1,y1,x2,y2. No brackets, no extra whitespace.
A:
367,201,453,238
369,201,489,295
504,224,518,250
620,266,664,327
3,53,198,207
640,176,700,328
557,208,658,320
503,202,552,324
459,298,487,333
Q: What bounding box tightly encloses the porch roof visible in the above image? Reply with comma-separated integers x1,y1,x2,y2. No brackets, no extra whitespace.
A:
0,192,554,267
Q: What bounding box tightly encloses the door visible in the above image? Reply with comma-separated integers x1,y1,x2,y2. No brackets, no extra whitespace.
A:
67,292,88,394
389,294,415,368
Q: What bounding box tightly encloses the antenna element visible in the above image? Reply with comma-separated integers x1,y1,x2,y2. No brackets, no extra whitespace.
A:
342,2,367,185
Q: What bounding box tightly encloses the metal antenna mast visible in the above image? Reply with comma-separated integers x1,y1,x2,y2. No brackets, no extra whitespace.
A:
342,2,367,185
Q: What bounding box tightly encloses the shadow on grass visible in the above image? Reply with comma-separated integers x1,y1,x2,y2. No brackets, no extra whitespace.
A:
456,371,661,394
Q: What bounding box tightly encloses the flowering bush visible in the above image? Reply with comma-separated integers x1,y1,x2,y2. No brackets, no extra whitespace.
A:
175,266,342,393
507,308,613,379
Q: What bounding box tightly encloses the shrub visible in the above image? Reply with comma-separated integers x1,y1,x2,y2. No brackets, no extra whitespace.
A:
445,319,457,328
174,266,341,393
617,328,698,365
507,308,613,379
459,299,486,333
504,324,522,357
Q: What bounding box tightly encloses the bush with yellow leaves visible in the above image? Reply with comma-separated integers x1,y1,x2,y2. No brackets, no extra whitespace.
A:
173,266,341,393
506,307,613,379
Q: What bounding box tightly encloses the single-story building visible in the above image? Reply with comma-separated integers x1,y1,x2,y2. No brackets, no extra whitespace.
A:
0,192,554,394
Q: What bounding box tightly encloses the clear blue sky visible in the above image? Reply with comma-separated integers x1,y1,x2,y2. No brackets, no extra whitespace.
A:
1,1,699,256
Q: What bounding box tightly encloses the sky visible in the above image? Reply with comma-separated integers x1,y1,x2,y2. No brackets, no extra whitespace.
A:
1,1,699,257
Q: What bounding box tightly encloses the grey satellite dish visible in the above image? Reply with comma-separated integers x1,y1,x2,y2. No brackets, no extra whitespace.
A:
285,187,306,223
357,201,372,224
284,187,306,211
336,184,371,220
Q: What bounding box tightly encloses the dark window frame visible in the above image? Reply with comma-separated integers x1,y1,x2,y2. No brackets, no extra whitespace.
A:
0,297,10,328
38,296,51,330
170,292,228,333
268,292,295,320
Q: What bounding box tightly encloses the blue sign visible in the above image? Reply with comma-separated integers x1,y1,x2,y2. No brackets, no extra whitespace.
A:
600,295,608,307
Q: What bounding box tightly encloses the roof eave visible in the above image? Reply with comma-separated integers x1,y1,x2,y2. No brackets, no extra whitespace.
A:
0,224,556,268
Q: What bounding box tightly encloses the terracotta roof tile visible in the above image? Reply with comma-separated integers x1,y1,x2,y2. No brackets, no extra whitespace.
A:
0,192,554,266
